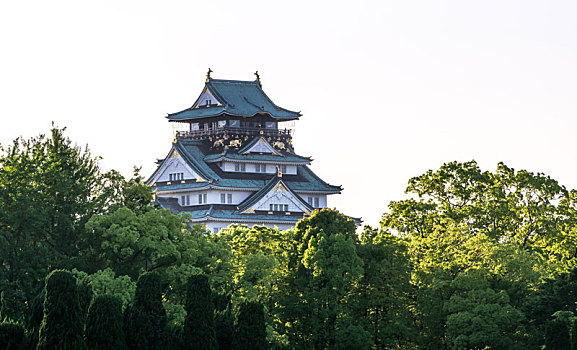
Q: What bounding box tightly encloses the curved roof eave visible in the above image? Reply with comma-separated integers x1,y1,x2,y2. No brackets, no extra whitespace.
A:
167,110,300,122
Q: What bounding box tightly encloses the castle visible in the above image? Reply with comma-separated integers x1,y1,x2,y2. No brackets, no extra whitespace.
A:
147,71,344,232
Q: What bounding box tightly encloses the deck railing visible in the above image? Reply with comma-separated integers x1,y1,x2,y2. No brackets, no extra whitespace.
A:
177,127,292,139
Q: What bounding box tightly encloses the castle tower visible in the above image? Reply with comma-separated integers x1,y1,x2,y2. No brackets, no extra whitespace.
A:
147,72,343,232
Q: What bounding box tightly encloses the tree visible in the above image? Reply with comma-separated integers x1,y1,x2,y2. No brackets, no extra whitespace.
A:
0,127,120,321
37,270,86,350
233,301,267,350
124,272,166,350
380,161,577,348
275,209,364,349
183,274,217,350
214,293,234,350
85,295,127,350
84,206,187,278
544,311,575,350
0,319,27,350
444,270,525,349
355,227,414,349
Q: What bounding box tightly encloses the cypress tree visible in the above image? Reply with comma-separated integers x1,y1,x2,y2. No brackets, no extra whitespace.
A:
25,288,45,350
183,274,217,350
162,323,184,350
124,272,166,350
0,320,27,350
233,301,267,350
215,293,233,350
85,295,127,350
77,276,94,324
37,270,86,350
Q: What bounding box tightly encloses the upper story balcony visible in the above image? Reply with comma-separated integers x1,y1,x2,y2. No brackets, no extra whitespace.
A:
176,126,292,140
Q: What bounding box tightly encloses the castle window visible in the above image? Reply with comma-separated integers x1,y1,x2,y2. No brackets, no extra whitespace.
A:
220,193,226,204
265,122,276,129
206,99,211,106
181,196,185,205
186,195,190,206
191,123,199,131
255,164,266,173
218,120,226,128
234,163,246,172
269,204,287,212
169,174,173,181
230,120,240,128
203,193,207,203
227,193,232,204
198,194,203,204
308,197,313,205
314,197,319,208
281,165,287,173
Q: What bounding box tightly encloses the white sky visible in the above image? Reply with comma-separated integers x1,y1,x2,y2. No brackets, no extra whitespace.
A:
1,1,576,227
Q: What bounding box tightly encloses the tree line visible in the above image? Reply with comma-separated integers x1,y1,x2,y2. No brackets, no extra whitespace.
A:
2,128,577,349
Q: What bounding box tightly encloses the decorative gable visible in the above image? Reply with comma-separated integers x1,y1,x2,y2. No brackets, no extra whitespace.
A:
240,137,280,155
151,149,207,183
194,87,221,108
240,180,311,214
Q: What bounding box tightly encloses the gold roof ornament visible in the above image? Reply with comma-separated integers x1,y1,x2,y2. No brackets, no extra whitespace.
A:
276,165,282,178
206,68,213,82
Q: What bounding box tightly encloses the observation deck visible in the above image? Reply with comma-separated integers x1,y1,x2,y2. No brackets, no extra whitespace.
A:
176,126,292,141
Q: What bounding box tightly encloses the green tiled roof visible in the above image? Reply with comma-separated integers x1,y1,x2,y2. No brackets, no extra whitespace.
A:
150,138,341,194
167,79,301,121
155,201,306,223
204,152,311,164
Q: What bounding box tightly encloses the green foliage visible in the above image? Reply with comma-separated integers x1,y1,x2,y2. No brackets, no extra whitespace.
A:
124,272,166,350
233,301,267,350
356,228,415,348
444,270,525,349
0,319,27,350
161,323,184,350
544,311,575,350
73,268,136,310
85,295,127,350
333,324,373,350
274,209,364,349
0,290,26,323
215,308,233,350
85,207,183,278
183,274,217,350
380,160,577,348
37,270,86,350
6,130,577,350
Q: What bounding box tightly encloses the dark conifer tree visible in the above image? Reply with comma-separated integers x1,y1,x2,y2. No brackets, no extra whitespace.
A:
77,276,94,324
0,320,27,350
25,288,44,350
162,324,184,350
37,270,86,350
124,272,166,350
215,293,233,350
183,274,217,350
233,301,267,350
85,295,127,350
